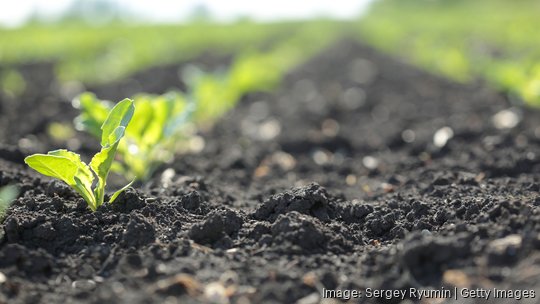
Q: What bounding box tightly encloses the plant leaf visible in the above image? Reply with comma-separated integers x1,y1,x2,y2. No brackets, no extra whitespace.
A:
90,98,133,207
142,97,168,147
91,127,125,179
126,97,153,142
165,96,195,137
101,98,134,146
74,176,97,210
48,149,93,190
25,152,96,207
90,126,126,207
25,154,80,187
109,179,135,203
74,92,110,137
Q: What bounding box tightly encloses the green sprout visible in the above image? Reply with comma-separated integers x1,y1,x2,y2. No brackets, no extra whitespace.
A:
189,50,291,123
25,99,135,211
0,185,19,221
74,92,194,181
74,48,302,181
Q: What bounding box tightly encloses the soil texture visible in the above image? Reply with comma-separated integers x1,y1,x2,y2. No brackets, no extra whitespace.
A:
1,39,539,304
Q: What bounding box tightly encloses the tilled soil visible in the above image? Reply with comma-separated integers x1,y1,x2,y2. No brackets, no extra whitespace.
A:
1,39,540,304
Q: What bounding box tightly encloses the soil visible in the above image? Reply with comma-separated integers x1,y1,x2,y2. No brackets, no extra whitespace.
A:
0,39,539,304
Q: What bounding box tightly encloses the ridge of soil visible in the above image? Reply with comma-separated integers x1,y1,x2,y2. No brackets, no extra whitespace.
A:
0,39,539,303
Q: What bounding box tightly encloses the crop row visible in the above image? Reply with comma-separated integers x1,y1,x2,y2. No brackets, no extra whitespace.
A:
357,0,540,106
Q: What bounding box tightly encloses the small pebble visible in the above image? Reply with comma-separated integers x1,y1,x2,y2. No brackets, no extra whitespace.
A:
161,168,176,187
204,282,229,304
313,150,331,165
72,279,97,291
433,126,454,147
492,108,521,129
362,156,379,170
271,151,296,171
258,119,281,141
346,174,357,186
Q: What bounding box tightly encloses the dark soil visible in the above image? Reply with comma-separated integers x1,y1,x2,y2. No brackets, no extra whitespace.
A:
1,39,540,304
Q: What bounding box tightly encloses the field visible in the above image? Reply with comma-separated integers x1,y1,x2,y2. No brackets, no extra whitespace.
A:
358,0,540,106
0,20,345,85
1,2,540,303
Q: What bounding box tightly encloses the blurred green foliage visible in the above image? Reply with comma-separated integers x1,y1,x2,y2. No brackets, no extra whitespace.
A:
0,20,344,84
73,23,343,181
0,18,345,181
192,23,342,122
358,0,540,105
3,5,539,107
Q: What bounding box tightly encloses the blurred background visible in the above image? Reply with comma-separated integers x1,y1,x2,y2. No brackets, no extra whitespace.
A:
0,0,372,26
0,0,539,105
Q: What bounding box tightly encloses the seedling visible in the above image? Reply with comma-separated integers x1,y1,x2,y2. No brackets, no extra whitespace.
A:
74,50,296,180
188,51,287,122
74,92,194,181
25,99,135,211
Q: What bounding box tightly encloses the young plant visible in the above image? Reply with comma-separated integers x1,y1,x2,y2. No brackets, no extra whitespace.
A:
187,51,286,123
74,92,195,181
25,99,135,211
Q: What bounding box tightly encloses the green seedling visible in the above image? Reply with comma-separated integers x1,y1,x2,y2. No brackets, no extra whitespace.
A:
0,185,19,221
74,92,194,181
189,49,294,123
25,99,135,211
75,47,310,180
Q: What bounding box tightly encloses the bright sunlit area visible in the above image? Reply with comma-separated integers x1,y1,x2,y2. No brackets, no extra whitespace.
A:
0,0,372,26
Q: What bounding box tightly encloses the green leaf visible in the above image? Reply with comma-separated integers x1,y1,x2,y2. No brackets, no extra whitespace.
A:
91,127,125,180
90,139,120,207
142,97,168,147
165,97,195,137
48,149,93,190
74,92,110,137
108,126,127,145
89,98,133,207
25,151,96,207
90,125,128,207
126,97,153,141
101,98,134,146
25,154,80,187
109,180,135,203
74,176,97,210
